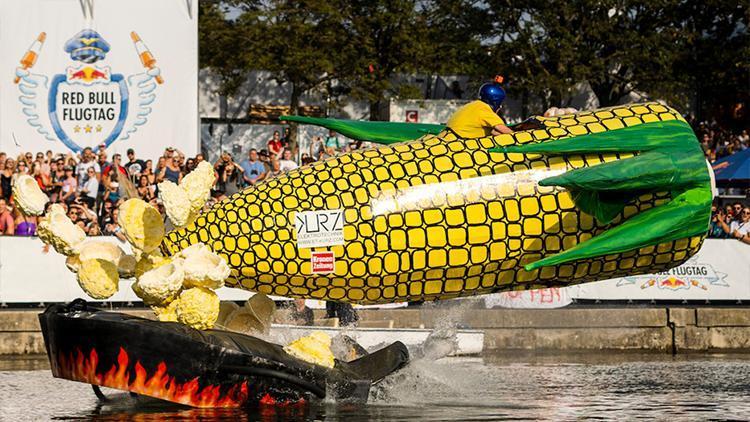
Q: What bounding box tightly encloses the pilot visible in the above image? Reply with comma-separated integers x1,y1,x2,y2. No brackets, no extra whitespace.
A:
445,76,513,137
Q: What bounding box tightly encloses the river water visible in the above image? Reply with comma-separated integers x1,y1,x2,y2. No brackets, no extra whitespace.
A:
1,353,749,421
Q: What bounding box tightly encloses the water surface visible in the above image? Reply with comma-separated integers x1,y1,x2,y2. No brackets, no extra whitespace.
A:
1,353,749,421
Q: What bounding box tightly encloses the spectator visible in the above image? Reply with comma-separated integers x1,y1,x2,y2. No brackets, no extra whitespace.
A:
216,159,243,198
158,153,183,184
60,166,77,204
143,160,156,185
13,207,36,236
76,147,100,186
97,150,110,171
732,207,750,244
731,203,744,222
137,174,156,202
87,222,102,236
267,130,283,159
718,206,750,245
99,200,115,226
0,198,14,235
267,158,282,179
325,130,342,152
175,151,186,171
310,136,325,160
163,146,176,159
301,155,315,166
16,159,29,176
102,172,121,203
79,166,99,209
185,158,196,173
282,127,292,146
239,149,267,186
278,149,298,172
289,298,314,326
102,153,128,200
155,157,167,180
124,148,145,180
31,162,49,192
708,205,729,238
49,159,65,202
0,159,12,201
258,150,272,174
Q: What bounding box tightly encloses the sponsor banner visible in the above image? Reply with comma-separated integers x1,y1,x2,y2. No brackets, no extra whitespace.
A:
0,0,198,160
484,239,750,307
294,209,344,249
571,239,750,301
485,288,572,309
311,251,335,274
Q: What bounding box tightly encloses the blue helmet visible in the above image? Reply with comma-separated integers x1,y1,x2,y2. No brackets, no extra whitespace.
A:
479,83,506,112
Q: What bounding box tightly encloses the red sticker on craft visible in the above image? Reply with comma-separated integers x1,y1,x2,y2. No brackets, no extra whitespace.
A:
311,251,335,274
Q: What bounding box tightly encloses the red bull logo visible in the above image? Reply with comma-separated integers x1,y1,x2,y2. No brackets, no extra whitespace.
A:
69,67,108,82
14,28,163,153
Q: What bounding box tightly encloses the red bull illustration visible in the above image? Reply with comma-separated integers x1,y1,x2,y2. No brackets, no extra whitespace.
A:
14,28,164,153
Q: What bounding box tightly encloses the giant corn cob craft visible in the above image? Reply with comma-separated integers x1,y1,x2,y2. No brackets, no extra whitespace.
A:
160,102,712,305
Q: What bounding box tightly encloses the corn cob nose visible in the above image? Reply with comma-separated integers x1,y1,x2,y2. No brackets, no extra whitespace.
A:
163,102,708,304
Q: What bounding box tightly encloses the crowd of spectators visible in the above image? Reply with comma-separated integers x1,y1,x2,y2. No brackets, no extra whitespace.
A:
687,118,750,244
688,117,750,163
0,127,363,238
0,120,746,243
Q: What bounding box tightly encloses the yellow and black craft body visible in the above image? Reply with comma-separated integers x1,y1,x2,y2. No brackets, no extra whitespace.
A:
163,103,704,304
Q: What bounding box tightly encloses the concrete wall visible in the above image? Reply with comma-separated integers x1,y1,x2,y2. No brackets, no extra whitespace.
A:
5,307,750,355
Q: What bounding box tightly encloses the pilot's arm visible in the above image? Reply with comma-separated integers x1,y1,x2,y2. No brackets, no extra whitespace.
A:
491,124,513,135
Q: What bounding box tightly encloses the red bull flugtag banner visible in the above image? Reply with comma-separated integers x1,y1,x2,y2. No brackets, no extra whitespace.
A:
0,0,198,159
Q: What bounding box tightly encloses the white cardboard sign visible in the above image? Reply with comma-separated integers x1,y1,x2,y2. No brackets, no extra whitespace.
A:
294,210,344,249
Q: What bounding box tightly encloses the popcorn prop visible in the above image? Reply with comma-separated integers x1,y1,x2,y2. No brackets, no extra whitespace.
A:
118,198,165,253
158,181,192,227
30,159,230,330
181,161,215,213
178,243,231,289
152,300,179,322
175,287,220,330
159,161,214,229
78,240,124,264
283,331,336,368
65,255,81,273
37,204,86,256
131,260,184,306
77,259,119,299
223,293,275,335
12,174,49,215
134,250,169,278
117,254,137,278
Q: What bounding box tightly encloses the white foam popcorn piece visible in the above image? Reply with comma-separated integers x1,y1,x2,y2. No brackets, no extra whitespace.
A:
12,174,49,216
37,204,86,256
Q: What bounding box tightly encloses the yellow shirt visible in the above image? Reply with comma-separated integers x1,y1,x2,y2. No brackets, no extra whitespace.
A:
445,100,506,138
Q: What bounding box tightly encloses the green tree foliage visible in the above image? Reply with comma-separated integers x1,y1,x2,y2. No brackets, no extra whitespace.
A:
336,0,488,119
198,1,258,97
199,1,747,122
235,0,349,149
675,1,749,121
485,0,748,113
334,1,433,120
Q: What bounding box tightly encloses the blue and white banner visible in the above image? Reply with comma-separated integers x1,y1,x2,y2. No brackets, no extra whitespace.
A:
0,0,198,159
485,239,750,308
570,239,750,302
